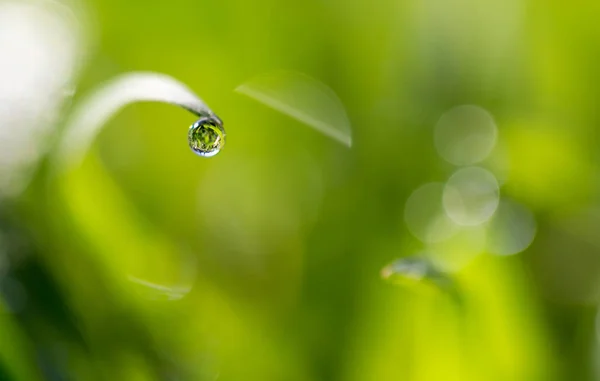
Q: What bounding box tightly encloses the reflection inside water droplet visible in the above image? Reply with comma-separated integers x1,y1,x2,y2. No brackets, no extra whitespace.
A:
188,115,225,157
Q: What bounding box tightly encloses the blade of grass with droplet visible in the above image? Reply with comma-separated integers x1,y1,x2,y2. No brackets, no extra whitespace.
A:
381,256,463,307
55,72,219,170
381,256,448,286
235,71,352,147
381,256,467,378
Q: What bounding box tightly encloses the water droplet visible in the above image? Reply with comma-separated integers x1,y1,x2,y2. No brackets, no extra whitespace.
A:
381,256,453,289
188,115,225,157
57,72,218,170
381,256,464,306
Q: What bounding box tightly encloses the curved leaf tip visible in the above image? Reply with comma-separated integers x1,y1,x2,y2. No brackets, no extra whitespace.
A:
55,71,217,171
235,70,352,147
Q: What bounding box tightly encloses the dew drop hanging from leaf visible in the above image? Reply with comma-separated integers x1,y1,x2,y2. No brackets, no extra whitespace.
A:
188,115,226,157
56,72,225,171
51,72,217,301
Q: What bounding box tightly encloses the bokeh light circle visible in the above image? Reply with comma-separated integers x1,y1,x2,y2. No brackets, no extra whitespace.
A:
486,199,537,255
443,167,500,226
434,105,497,166
404,182,459,243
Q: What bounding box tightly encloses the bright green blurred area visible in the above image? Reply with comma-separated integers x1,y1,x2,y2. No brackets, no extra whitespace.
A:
4,0,600,380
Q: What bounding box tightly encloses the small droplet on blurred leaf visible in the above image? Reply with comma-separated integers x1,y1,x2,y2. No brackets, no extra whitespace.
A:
188,116,226,157
381,256,452,289
235,70,352,147
382,256,464,307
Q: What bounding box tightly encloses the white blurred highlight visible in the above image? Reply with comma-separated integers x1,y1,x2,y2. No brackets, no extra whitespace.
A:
236,71,352,147
0,0,85,198
443,167,499,226
127,252,197,301
404,182,459,243
434,105,497,166
128,276,191,301
486,199,536,256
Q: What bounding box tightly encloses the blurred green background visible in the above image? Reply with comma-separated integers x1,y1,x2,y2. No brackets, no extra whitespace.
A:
3,0,600,380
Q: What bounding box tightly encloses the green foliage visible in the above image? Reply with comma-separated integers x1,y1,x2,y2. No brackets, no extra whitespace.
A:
2,0,600,380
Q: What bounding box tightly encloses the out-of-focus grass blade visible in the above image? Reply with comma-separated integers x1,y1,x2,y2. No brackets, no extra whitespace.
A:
60,154,196,301
0,311,43,381
235,71,352,147
55,72,216,170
